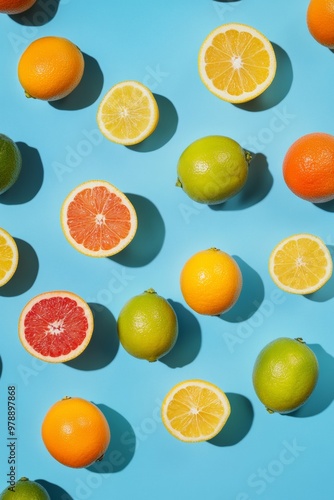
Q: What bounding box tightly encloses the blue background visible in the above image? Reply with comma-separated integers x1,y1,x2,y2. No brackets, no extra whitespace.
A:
1,1,334,499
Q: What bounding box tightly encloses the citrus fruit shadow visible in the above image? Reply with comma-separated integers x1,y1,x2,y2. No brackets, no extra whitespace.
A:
9,0,60,24
0,142,43,205
314,199,334,212
209,393,254,446
234,43,293,112
304,246,334,302
65,304,119,370
209,153,272,211
110,194,165,267
220,256,265,322
0,356,2,379
286,344,334,418
49,53,103,110
0,238,38,297
127,94,178,152
36,480,72,500
87,404,136,473
159,300,202,368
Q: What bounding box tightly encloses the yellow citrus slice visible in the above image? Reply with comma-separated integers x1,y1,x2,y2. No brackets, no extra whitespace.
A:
96,80,159,145
0,227,19,286
60,180,138,257
269,233,333,294
161,379,231,442
198,23,277,103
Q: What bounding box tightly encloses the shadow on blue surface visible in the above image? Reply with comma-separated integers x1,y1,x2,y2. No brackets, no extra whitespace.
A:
286,344,334,418
314,199,334,212
0,142,43,205
111,194,165,267
49,53,104,111
0,357,2,379
0,238,38,297
235,43,293,112
209,393,254,446
220,256,265,322
9,0,60,25
87,404,136,474
305,248,334,302
65,303,119,371
209,153,273,211
160,301,202,368
128,94,178,152
36,479,73,500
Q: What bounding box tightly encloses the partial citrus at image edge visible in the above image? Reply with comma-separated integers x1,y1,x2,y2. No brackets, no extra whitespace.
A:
0,227,19,287
198,22,277,104
18,291,94,363
60,180,138,258
96,80,159,145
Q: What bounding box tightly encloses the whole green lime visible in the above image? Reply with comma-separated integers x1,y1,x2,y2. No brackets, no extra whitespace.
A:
0,134,22,195
176,135,251,204
252,337,319,414
117,288,178,362
0,477,50,500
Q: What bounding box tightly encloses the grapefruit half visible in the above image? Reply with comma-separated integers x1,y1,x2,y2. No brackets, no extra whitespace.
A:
18,291,94,363
60,180,138,257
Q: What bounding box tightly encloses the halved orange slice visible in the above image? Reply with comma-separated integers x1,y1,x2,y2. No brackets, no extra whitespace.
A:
18,291,94,363
161,379,231,442
269,234,333,294
60,180,137,257
96,80,159,145
0,227,19,286
198,23,276,103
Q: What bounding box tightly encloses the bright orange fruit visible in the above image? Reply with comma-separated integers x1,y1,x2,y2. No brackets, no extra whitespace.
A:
180,247,242,315
60,180,138,257
18,36,84,101
0,0,36,14
307,0,334,48
41,397,110,468
283,132,334,203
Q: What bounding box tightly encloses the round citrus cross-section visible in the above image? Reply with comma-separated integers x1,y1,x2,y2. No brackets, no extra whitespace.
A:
162,379,231,442
61,180,138,257
180,247,242,315
18,291,94,363
41,397,110,468
198,23,276,103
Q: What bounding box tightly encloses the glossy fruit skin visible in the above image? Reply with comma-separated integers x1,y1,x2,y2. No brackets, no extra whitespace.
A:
252,337,319,414
41,397,110,468
307,0,334,48
283,132,334,203
177,136,250,205
0,134,22,194
0,477,50,499
0,0,36,14
117,289,178,362
180,248,242,315
18,36,84,101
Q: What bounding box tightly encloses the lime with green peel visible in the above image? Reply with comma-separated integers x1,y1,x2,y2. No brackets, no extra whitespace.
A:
117,288,178,362
0,134,22,195
176,135,251,205
0,477,50,499
252,337,319,414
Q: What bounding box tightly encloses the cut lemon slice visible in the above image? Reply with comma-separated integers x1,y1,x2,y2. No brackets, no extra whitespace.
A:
161,379,231,442
60,180,138,257
0,227,19,286
96,80,159,145
269,234,333,294
198,23,276,103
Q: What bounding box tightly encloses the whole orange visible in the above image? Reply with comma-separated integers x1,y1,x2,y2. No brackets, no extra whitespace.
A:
0,0,36,14
41,397,110,468
283,132,334,203
307,0,334,48
180,247,242,315
18,36,84,101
